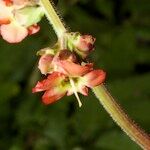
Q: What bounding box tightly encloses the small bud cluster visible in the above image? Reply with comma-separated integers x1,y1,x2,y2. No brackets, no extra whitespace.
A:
33,33,106,106
0,0,44,43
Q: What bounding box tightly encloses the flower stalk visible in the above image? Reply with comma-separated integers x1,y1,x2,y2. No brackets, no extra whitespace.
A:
93,85,150,149
40,0,66,37
39,0,150,149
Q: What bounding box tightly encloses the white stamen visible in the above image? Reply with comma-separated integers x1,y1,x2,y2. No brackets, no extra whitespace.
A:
69,78,82,107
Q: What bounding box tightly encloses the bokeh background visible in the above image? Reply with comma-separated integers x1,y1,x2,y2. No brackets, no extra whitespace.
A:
0,0,150,149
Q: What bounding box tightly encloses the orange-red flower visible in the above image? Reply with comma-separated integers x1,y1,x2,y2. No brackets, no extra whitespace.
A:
32,72,67,104
33,49,106,106
33,69,105,105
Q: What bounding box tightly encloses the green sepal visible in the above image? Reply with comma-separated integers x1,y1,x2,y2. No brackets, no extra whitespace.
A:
36,48,55,56
15,6,44,27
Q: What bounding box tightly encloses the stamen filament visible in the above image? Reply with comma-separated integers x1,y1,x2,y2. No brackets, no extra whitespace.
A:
69,78,82,107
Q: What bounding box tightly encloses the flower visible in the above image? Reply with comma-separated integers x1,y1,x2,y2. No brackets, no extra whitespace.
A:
32,70,105,106
67,32,96,58
33,49,106,106
0,0,44,43
32,72,68,105
38,49,94,76
38,54,54,75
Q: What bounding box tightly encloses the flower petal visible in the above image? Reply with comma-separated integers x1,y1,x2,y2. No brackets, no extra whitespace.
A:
38,54,53,74
12,0,28,5
58,60,93,77
83,70,106,87
4,0,13,6
0,18,10,25
28,24,40,35
0,22,28,43
78,86,89,96
32,80,50,93
0,1,12,23
32,72,66,93
42,88,66,105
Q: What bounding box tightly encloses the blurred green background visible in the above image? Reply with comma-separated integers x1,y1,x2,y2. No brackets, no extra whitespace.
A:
0,0,150,149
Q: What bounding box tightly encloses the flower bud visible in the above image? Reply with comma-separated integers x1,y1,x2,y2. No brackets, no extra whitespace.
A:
68,33,96,58
38,54,54,75
58,49,77,63
76,35,95,51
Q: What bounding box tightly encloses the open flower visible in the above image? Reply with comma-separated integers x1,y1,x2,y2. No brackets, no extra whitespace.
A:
33,30,106,106
32,72,68,104
0,0,44,43
32,69,106,105
33,49,106,106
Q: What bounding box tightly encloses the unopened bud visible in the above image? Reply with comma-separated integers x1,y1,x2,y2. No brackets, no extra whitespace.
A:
67,32,96,59
38,54,54,75
58,49,77,63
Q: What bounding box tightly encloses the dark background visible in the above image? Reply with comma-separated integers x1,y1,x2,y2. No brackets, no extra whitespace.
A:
0,0,150,149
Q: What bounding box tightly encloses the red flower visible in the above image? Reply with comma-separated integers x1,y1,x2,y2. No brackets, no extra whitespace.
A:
33,39,106,106
38,49,94,76
33,53,106,106
32,72,68,105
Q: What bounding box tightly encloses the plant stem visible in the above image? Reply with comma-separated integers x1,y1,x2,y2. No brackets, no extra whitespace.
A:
39,0,150,149
40,0,67,37
93,84,150,150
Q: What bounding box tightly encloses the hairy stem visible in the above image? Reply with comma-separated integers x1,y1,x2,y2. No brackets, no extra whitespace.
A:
39,0,150,149
93,84,150,150
40,0,67,37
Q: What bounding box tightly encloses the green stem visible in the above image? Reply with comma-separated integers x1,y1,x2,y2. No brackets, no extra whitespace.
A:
39,0,150,149
93,84,150,150
40,0,67,37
